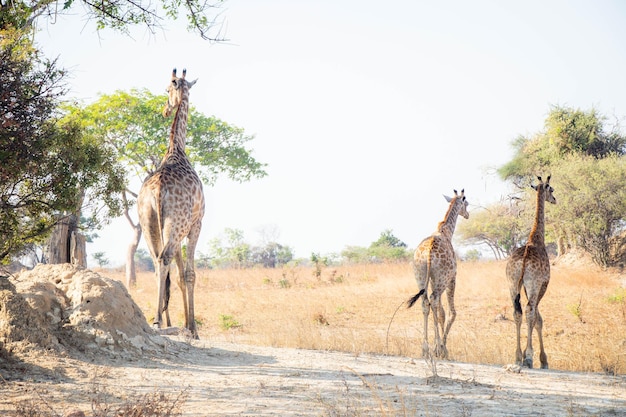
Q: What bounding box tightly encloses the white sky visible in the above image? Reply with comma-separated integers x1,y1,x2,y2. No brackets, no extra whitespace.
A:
35,0,626,266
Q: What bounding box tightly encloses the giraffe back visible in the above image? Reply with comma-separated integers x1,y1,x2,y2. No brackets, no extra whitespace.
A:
413,232,457,285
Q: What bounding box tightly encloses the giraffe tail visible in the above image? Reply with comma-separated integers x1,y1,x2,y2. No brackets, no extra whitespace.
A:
407,289,425,308
514,245,530,315
514,293,522,314
407,244,432,309
162,271,171,313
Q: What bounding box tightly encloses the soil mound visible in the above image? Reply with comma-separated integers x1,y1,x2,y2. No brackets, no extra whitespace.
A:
1,264,167,361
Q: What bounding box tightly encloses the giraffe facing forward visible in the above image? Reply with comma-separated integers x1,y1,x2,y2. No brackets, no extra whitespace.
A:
407,189,469,359
506,175,556,368
137,68,205,338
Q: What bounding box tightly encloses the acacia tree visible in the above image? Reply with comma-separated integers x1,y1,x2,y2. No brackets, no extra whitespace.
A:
500,106,626,185
457,198,527,259
66,90,267,284
497,105,626,267
549,155,626,267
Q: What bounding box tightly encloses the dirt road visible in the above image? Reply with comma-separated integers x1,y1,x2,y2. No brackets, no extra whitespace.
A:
2,337,625,416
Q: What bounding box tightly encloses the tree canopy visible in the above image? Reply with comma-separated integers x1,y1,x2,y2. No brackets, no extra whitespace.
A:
1,0,226,41
549,155,626,266
0,29,125,262
463,105,626,267
499,106,626,185
64,89,267,185
0,0,248,265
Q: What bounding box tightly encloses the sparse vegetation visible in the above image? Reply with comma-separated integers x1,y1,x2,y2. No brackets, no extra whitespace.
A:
7,382,188,417
3,260,624,415
567,295,585,323
120,260,625,374
607,287,626,320
218,314,241,331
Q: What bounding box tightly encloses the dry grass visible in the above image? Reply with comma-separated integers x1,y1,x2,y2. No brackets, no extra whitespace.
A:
7,383,188,417
113,260,626,375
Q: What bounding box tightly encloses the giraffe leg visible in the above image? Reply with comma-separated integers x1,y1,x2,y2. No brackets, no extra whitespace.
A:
184,220,202,339
430,292,445,358
442,279,457,358
174,249,188,329
153,258,169,329
140,212,165,329
163,268,172,327
523,302,536,368
421,295,431,358
436,301,447,358
536,308,548,369
512,292,524,366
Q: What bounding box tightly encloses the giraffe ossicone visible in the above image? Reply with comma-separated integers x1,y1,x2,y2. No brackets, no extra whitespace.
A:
506,175,556,369
137,68,205,339
407,189,469,359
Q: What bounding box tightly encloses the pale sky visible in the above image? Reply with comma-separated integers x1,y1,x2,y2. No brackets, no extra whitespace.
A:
36,0,626,266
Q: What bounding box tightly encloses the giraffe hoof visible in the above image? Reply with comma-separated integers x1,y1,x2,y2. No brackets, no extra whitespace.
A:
523,358,533,368
434,345,448,359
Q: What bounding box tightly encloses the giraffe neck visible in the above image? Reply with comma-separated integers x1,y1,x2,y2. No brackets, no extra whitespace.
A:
440,198,461,239
165,90,190,159
528,187,545,246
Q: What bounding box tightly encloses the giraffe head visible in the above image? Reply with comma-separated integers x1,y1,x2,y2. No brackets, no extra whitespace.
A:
444,189,470,219
163,68,198,117
532,176,557,205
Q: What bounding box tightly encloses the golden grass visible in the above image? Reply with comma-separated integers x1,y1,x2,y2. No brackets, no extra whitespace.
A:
107,260,626,374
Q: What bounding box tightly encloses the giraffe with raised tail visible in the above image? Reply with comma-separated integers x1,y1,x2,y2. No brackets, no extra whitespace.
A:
137,68,205,338
407,189,469,359
506,175,556,368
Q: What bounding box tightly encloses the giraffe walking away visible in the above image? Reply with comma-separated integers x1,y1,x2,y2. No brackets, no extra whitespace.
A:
137,68,205,339
407,189,469,359
506,175,556,369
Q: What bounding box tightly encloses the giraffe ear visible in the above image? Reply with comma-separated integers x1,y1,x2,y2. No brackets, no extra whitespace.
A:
444,194,452,202
188,78,198,88
531,184,538,191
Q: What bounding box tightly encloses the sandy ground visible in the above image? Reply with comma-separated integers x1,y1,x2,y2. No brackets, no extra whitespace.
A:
2,336,626,416
1,264,625,416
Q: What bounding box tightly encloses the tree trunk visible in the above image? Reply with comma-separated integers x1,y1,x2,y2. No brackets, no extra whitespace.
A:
46,214,86,267
126,223,142,287
70,230,87,267
46,216,69,264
